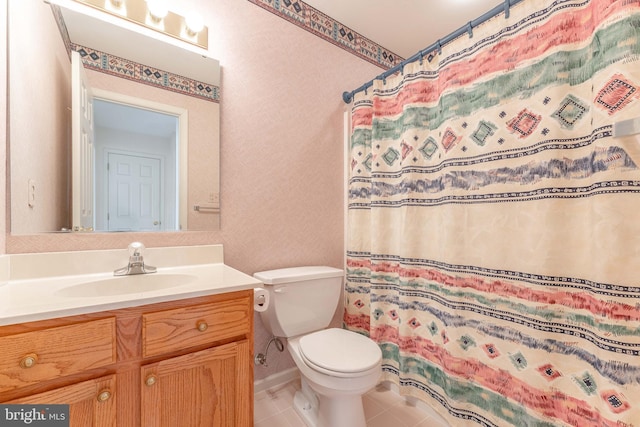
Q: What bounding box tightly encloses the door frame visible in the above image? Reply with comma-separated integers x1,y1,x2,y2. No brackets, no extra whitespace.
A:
71,50,95,231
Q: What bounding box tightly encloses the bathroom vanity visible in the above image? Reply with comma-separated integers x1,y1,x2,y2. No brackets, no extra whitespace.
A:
0,245,260,427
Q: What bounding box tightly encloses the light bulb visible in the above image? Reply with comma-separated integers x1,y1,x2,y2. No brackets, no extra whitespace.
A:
185,11,204,35
105,0,126,15
147,0,169,21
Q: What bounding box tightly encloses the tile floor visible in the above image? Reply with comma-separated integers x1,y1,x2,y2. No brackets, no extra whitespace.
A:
254,379,450,427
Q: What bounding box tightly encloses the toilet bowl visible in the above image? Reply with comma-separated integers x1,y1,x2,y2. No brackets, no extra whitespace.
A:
253,266,382,427
288,328,381,427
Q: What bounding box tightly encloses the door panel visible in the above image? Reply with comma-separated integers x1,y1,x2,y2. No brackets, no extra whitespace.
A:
107,152,162,231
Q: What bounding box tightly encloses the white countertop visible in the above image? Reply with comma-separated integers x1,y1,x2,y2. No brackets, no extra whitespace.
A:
0,245,262,326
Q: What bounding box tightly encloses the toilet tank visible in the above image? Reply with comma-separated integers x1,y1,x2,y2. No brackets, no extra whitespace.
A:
254,266,344,338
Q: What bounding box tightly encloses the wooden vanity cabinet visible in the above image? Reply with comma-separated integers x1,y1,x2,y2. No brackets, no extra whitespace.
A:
0,289,254,427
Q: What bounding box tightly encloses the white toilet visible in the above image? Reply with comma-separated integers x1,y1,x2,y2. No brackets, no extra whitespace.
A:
254,266,382,427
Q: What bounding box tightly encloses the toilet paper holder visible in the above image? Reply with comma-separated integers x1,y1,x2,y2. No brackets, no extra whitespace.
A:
253,287,270,312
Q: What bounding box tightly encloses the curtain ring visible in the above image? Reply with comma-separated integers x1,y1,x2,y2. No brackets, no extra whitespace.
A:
504,0,510,19
467,22,473,38
437,40,442,55
419,51,424,65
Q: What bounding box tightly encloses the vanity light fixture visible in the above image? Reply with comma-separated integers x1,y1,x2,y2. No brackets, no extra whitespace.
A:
69,0,208,49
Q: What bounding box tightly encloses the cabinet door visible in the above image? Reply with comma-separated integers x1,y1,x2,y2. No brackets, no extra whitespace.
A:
6,374,116,427
141,340,252,427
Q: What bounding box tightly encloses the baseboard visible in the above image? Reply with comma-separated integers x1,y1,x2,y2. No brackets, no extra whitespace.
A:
254,367,300,394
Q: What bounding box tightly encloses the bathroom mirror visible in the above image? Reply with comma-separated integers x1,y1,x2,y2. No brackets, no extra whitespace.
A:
7,0,221,234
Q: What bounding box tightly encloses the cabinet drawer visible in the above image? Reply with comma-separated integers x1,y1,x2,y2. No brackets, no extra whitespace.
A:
142,295,251,358
0,318,116,394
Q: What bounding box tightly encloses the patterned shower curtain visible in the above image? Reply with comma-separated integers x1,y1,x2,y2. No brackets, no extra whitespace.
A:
344,0,640,425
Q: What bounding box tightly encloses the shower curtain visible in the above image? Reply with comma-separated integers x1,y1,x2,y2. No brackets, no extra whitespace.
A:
344,0,640,425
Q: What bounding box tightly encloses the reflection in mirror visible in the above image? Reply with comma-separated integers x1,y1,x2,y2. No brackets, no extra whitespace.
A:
8,0,221,235
92,95,185,232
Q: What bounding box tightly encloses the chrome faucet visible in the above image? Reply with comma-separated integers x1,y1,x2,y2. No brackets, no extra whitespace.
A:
114,242,157,276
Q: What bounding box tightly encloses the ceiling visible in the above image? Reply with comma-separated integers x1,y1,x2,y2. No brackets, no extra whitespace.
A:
303,0,505,59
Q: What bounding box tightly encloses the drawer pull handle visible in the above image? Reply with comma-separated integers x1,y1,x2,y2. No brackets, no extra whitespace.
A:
97,390,112,402
197,321,208,332
20,354,38,369
145,375,157,387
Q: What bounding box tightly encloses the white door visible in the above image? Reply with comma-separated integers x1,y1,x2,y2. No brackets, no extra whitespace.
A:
71,50,95,231
107,152,163,231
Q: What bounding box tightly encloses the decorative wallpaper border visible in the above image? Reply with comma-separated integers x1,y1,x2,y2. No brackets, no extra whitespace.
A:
247,0,404,70
51,5,220,103
71,43,220,103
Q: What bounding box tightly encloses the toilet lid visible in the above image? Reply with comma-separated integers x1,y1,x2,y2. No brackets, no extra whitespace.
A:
299,328,381,374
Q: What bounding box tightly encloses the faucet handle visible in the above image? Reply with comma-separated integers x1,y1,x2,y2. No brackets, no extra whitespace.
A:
128,242,145,257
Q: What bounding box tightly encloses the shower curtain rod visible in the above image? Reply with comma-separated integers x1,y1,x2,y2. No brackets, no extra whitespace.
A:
342,0,525,104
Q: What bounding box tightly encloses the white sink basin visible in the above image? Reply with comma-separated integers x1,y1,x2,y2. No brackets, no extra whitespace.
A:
55,273,197,298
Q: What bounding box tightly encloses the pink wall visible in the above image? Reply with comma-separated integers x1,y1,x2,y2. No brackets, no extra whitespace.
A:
8,0,70,234
2,0,382,379
0,0,6,253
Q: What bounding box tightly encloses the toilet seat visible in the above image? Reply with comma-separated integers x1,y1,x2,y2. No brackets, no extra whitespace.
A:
298,328,381,378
